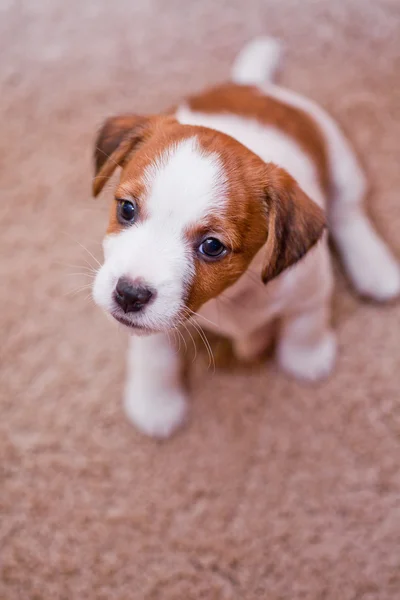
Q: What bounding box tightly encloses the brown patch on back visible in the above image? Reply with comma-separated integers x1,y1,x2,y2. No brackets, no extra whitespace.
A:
187,83,330,193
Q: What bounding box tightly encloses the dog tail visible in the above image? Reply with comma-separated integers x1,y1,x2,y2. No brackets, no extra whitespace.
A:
231,37,283,85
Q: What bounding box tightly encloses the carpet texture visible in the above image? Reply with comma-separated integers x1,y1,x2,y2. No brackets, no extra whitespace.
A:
1,1,400,598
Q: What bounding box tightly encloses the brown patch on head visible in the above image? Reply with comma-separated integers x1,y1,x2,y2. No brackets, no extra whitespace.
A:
187,83,330,193
182,129,268,311
183,129,326,311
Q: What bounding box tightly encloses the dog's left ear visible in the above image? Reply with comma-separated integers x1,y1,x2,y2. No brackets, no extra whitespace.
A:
93,114,174,197
261,164,326,284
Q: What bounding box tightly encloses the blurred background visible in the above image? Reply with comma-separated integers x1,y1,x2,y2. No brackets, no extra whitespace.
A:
1,0,399,598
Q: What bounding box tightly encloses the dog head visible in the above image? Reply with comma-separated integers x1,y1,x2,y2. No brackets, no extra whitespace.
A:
92,114,325,334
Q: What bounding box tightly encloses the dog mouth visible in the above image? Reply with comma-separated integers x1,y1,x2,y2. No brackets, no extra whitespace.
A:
111,312,154,333
110,309,186,335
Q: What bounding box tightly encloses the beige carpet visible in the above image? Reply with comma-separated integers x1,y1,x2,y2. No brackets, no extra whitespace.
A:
1,1,400,598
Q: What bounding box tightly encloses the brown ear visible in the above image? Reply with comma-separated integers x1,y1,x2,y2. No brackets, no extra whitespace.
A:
93,115,153,197
261,165,326,284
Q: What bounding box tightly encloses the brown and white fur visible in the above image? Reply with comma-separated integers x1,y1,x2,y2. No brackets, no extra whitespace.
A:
92,38,400,438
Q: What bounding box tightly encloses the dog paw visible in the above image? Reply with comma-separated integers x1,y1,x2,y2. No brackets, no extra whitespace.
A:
124,387,188,439
353,255,400,302
336,218,400,302
277,331,337,382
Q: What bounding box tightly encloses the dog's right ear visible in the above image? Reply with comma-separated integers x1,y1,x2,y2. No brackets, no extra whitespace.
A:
93,115,171,197
93,115,152,197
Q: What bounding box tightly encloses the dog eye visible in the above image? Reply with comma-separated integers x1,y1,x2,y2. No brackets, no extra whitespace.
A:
198,237,226,259
117,200,136,224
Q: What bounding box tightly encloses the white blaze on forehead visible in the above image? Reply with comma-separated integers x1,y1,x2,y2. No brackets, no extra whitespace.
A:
142,136,227,228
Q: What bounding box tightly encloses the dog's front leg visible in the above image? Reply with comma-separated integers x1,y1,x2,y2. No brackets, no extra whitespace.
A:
276,303,337,382
124,333,187,438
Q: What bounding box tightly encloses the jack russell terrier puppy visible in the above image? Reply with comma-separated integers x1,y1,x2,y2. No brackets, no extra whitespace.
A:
92,38,400,438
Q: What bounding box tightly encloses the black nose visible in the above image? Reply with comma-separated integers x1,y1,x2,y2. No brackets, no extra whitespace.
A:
114,277,154,313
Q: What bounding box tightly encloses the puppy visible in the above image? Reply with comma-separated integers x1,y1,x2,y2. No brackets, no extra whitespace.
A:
92,38,400,438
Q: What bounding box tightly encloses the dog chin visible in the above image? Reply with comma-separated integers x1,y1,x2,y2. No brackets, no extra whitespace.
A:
110,311,183,336
110,312,156,335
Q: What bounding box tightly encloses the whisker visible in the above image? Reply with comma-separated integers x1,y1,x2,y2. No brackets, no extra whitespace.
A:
184,307,219,330
166,328,173,349
199,326,215,373
64,283,93,297
173,329,180,353
199,327,216,374
168,328,180,353
180,321,198,363
173,326,187,354
171,327,186,354
83,293,95,303
95,145,120,168
65,272,96,279
54,260,98,274
189,318,215,373
61,233,102,268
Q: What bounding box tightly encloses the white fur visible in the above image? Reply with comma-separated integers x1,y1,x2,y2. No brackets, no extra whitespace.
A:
276,305,337,381
231,36,283,84
124,333,187,438
329,212,400,300
143,137,227,224
93,137,227,331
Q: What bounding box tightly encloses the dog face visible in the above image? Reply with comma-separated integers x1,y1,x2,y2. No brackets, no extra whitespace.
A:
92,115,325,334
